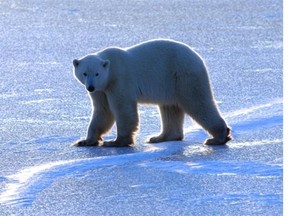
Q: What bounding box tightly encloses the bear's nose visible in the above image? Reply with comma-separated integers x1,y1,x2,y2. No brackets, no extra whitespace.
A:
87,86,95,92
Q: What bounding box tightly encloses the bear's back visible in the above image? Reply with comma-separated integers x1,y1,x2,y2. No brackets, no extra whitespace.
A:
101,39,207,104
123,40,198,104
126,39,205,75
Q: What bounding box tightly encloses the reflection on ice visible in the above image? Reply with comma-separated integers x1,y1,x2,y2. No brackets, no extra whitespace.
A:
21,98,57,105
225,98,282,118
229,139,282,149
139,160,282,177
0,143,180,206
0,160,74,205
0,92,18,99
182,145,214,157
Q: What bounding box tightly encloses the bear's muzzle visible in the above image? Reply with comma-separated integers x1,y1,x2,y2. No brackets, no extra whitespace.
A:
87,86,95,92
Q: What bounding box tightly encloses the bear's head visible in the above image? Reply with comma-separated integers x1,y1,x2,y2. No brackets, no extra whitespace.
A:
73,55,110,92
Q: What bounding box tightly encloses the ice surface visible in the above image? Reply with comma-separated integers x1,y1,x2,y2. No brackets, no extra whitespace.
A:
0,0,283,215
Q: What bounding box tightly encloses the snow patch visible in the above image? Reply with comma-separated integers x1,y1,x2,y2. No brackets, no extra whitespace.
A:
139,160,282,177
0,143,182,206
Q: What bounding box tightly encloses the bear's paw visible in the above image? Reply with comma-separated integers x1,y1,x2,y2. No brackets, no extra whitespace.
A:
72,139,99,147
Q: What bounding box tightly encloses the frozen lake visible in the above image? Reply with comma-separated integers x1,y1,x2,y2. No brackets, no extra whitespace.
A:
0,0,283,215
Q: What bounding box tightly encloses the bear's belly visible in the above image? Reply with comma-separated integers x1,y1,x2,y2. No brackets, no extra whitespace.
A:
136,85,176,105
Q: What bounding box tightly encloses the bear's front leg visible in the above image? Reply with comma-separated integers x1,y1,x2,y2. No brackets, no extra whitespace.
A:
73,92,115,147
103,98,139,147
72,118,103,147
73,139,100,147
103,135,134,147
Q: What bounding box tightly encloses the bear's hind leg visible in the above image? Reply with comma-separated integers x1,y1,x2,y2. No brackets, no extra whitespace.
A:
149,105,184,143
204,127,232,145
181,101,231,145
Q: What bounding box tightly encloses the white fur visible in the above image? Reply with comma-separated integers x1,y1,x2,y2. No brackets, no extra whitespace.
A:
73,39,232,147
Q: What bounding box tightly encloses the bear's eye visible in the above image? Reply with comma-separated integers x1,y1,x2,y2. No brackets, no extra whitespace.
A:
83,73,87,76
95,73,99,77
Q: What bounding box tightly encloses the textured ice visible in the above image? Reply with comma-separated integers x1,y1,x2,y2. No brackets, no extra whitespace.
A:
0,0,283,215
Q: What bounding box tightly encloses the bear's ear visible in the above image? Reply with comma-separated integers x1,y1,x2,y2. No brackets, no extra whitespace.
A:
73,59,80,67
102,60,110,68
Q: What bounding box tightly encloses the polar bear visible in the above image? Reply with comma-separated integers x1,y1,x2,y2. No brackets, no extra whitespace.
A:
73,39,232,147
